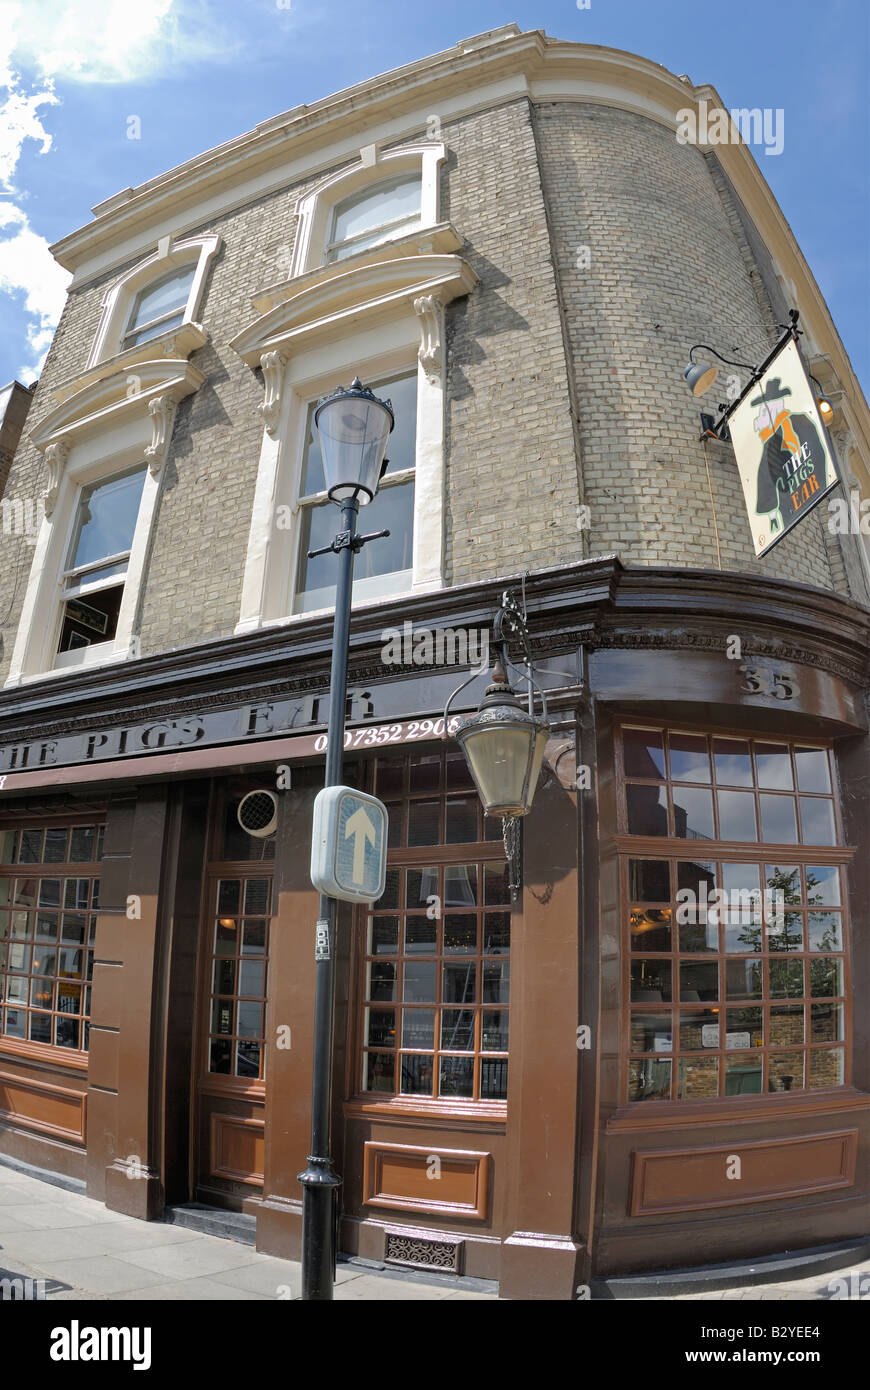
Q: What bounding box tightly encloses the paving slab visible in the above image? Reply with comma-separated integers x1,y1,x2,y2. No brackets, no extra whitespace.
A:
112,1238,262,1281
208,1258,301,1297
333,1273,456,1301
3,1202,112,1230
112,1276,269,1301
37,1255,175,1295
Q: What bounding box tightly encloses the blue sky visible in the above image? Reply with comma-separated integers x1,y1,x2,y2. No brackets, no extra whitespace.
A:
1,0,868,393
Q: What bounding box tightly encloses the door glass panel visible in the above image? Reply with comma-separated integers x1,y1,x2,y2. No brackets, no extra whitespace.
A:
205,872,270,1082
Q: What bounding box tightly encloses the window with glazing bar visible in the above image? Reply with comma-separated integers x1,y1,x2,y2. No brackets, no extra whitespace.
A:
619,726,849,1102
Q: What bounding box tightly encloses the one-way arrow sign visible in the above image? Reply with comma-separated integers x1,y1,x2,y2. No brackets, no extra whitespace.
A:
344,805,377,885
310,786,388,903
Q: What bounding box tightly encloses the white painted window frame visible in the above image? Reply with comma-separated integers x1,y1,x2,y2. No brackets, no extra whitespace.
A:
87,233,220,368
6,359,203,687
289,143,445,279
236,311,445,634
6,426,162,683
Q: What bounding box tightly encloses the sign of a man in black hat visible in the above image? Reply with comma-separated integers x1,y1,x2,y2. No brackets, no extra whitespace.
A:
752,376,827,537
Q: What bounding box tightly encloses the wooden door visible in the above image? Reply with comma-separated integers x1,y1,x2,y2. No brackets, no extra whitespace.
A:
193,780,275,1209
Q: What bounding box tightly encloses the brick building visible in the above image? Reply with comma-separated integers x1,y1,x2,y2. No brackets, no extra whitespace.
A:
0,25,867,1298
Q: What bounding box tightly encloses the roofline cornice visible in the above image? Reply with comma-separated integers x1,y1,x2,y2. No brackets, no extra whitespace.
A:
46,27,869,455
49,30,696,272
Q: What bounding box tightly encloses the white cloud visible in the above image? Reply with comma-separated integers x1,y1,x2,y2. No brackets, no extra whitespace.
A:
0,203,71,381
0,0,226,85
0,0,230,383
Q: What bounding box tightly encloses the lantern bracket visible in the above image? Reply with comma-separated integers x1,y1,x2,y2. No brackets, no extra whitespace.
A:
307,526,390,560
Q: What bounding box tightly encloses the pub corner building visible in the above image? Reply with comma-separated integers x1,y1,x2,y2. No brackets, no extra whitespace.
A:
0,24,868,1301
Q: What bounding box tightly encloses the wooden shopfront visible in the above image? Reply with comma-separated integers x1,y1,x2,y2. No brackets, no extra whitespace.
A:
0,558,867,1298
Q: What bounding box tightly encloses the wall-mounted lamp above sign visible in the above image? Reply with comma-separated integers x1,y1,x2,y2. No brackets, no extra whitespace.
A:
681,310,842,557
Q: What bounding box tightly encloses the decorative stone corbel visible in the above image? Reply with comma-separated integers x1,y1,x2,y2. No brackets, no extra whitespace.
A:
43,440,70,516
144,394,179,472
259,350,287,436
413,294,444,383
834,429,853,471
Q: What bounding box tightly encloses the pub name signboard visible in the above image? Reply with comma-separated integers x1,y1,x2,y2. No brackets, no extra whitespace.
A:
0,668,489,780
729,336,841,558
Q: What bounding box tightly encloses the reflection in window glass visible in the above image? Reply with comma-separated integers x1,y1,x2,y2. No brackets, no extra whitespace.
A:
722,956,761,1000
808,1047,844,1088
628,1058,671,1102
630,959,672,1002
725,1052,762,1094
626,784,668,835
808,912,843,952
717,790,757,841
623,728,665,779
631,1012,673,1052
713,738,753,786
629,859,670,902
124,264,195,346
631,909,672,952
759,794,798,843
677,1056,718,1098
669,733,710,783
794,747,831,794
755,743,794,790
672,787,714,840
67,469,147,574
806,865,840,905
799,798,836,846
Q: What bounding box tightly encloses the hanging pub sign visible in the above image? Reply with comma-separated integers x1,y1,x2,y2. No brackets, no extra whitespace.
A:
728,336,840,557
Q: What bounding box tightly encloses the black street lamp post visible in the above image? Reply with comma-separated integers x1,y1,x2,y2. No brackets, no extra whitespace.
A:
297,377,394,1301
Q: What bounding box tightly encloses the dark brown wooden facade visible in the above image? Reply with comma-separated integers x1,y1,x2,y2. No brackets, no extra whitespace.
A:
1,557,868,1299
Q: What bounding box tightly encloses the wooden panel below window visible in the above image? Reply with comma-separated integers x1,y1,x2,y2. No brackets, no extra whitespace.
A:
629,1128,857,1216
363,1141,491,1219
208,1113,265,1186
0,1066,86,1144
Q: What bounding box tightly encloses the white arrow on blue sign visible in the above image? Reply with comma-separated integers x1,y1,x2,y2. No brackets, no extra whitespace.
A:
310,786,389,904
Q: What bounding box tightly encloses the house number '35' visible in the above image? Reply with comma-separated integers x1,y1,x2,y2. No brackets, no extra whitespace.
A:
738,666,799,700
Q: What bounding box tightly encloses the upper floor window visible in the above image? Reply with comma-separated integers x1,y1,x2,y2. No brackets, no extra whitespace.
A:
286,144,445,280
294,369,417,614
121,264,197,350
86,234,219,368
326,174,422,264
56,466,147,664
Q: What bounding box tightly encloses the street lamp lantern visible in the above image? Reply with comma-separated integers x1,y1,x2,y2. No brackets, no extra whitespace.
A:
454,655,550,818
314,376,394,502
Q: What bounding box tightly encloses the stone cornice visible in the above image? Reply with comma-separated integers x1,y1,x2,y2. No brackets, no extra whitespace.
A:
230,252,478,367
29,359,206,451
249,223,463,314
46,323,209,408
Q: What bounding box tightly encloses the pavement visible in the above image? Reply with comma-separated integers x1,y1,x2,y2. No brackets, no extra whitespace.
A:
0,1165,866,1301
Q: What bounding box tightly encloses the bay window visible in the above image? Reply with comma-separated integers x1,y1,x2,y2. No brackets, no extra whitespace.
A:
619,725,851,1103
